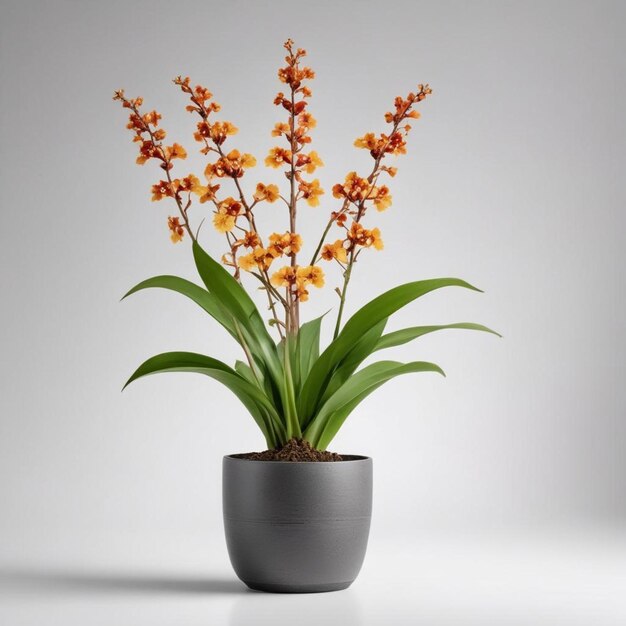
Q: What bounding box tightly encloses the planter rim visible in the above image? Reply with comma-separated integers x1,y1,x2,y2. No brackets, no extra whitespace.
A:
224,453,371,464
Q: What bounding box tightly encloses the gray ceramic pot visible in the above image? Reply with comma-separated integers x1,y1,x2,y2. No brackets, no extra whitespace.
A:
223,455,372,593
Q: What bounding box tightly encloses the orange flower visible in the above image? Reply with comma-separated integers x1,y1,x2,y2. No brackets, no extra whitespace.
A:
206,149,256,178
265,146,292,168
219,197,243,216
271,122,290,137
321,239,348,264
175,174,202,193
299,178,324,207
151,180,175,201
196,182,221,203
296,150,323,174
332,172,371,203
296,265,325,288
347,221,384,250
372,185,392,211
254,183,280,203
234,231,261,249
269,232,302,256
167,216,184,243
165,143,187,160
238,252,257,272
370,227,384,250
271,265,297,287
213,212,236,233
298,112,316,129
381,165,397,177
354,133,379,151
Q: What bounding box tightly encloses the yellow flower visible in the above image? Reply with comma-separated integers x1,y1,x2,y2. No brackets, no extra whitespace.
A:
370,227,384,250
238,253,257,272
265,146,292,168
254,183,280,203
213,212,236,233
151,180,175,201
196,182,220,203
298,112,316,129
373,185,392,211
176,174,202,193
167,216,184,243
271,265,297,288
271,122,290,137
304,150,323,174
299,178,324,207
296,265,325,288
165,143,187,160
354,133,378,150
269,232,302,256
321,239,348,264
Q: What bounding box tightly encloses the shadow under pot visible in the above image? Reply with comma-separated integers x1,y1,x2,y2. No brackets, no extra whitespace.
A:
222,454,372,593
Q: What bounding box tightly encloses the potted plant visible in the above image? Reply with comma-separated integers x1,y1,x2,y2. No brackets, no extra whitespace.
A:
114,39,499,593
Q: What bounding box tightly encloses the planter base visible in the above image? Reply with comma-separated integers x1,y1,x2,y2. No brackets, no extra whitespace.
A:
245,580,352,594
223,455,372,594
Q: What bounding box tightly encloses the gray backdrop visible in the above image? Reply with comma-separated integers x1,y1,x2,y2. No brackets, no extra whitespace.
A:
0,0,625,623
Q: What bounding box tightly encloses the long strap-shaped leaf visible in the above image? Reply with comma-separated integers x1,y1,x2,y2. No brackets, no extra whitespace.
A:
299,278,481,424
375,322,501,352
122,275,238,340
304,360,445,449
123,351,285,448
315,319,388,410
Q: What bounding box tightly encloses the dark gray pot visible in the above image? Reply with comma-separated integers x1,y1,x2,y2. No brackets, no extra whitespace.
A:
223,455,372,593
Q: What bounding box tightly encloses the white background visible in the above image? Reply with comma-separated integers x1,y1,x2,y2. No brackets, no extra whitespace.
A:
1,1,624,623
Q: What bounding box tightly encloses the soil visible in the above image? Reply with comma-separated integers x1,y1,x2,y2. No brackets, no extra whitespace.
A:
234,438,343,462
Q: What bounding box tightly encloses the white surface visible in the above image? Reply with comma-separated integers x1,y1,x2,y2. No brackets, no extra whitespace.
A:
1,528,625,625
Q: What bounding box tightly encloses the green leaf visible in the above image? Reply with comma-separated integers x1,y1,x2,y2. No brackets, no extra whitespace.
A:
304,360,445,449
191,242,288,419
316,319,387,410
296,313,325,393
299,278,480,424
123,351,284,448
376,322,501,352
122,275,237,339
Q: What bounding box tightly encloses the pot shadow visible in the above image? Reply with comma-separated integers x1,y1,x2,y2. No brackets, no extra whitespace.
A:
0,565,247,596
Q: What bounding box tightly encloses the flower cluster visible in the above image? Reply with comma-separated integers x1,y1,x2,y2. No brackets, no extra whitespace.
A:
266,39,325,208
317,84,432,270
270,264,325,302
114,40,431,338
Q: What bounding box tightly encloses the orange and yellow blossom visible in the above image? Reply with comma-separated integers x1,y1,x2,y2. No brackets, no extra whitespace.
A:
270,265,298,288
194,120,238,145
372,185,392,211
346,221,384,251
240,247,277,272
321,239,348,264
299,179,324,207
233,231,261,250
213,212,236,233
296,265,325,288
298,111,316,129
269,232,302,256
332,172,371,203
167,216,184,243
271,122,290,137
296,150,323,174
151,180,175,201
205,150,256,179
175,174,202,193
253,183,280,203
165,143,187,160
265,146,292,168
197,182,221,204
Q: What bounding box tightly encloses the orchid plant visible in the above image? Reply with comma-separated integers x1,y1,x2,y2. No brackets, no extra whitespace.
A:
115,39,498,451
